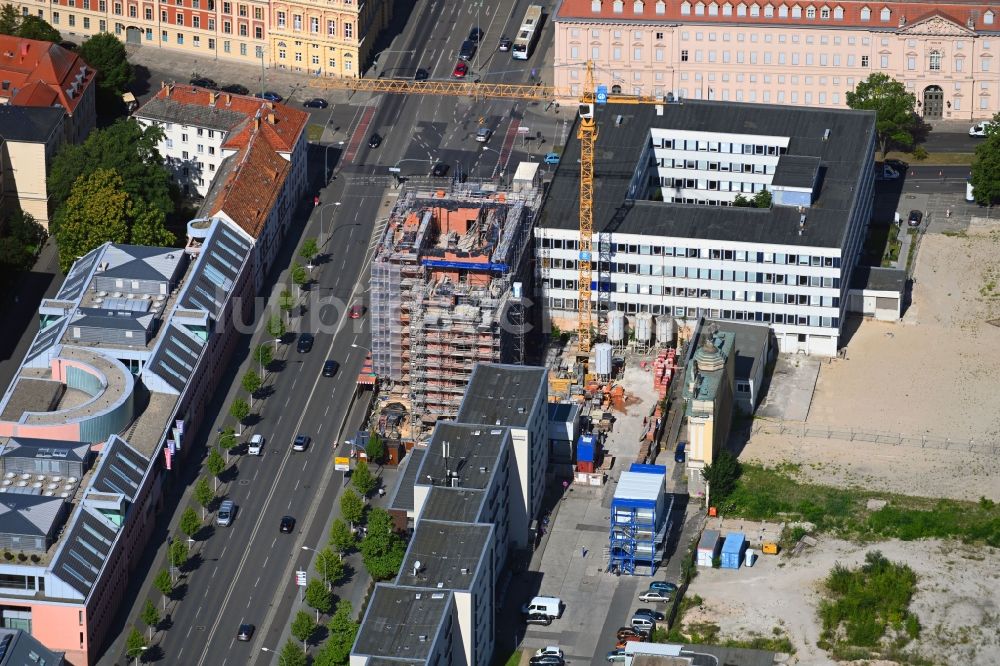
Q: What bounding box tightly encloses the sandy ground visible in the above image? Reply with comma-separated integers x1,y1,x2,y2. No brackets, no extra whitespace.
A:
684,537,1000,666
742,229,1000,502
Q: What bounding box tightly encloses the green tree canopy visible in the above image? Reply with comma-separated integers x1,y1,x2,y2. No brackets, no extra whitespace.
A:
140,600,160,639
290,609,317,648
229,398,250,424
79,32,134,98
360,508,406,581
125,627,147,659
290,263,308,289
970,113,1000,208
315,546,345,589
206,448,226,489
279,640,308,666
0,210,47,274
193,477,214,519
0,5,19,34
328,518,355,555
53,168,174,272
242,370,262,397
351,460,377,498
179,507,201,538
153,569,173,608
219,427,237,452
17,15,60,42
339,489,364,526
845,73,918,160
168,539,189,570
318,600,359,666
365,432,386,465
299,238,319,263
253,344,273,371
703,449,743,504
267,314,286,341
304,578,333,619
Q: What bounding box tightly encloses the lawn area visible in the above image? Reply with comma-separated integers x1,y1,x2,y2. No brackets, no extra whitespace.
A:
884,150,974,166
882,232,902,267
719,464,1000,546
495,649,522,666
307,123,325,142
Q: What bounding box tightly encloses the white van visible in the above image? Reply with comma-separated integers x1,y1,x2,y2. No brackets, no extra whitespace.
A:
248,434,265,456
967,179,976,203
520,596,562,619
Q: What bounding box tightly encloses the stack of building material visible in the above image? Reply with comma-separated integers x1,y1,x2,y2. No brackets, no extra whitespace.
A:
652,348,677,398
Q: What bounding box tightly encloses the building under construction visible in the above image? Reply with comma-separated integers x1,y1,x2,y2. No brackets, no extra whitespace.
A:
370,179,540,432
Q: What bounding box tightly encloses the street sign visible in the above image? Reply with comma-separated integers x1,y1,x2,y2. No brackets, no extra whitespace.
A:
335,456,350,472
295,570,307,587
388,167,401,173
517,126,530,134
596,85,608,105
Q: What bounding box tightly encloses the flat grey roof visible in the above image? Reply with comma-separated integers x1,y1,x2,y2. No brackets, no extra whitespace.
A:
136,97,246,131
388,448,425,513
97,245,185,283
419,422,507,491
539,101,875,249
851,265,906,292
353,584,452,660
0,437,90,464
705,319,771,382
419,486,485,523
396,520,492,591
456,363,545,428
771,154,821,189
0,495,64,537
0,106,64,143
0,627,65,665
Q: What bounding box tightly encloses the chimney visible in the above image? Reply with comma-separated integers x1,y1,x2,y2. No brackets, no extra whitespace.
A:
226,93,232,105
20,42,28,61
266,101,274,110
254,116,260,130
210,91,218,105
267,112,276,125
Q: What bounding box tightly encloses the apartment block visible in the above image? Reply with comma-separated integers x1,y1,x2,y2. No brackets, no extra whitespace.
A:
554,0,1000,120
535,100,876,356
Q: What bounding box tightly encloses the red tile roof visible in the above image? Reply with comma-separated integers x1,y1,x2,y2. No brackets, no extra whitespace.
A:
0,36,94,114
557,0,998,31
208,132,291,238
150,84,308,153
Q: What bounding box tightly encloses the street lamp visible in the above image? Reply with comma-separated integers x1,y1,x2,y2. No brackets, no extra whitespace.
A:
301,545,331,591
260,646,288,666
351,343,371,353
132,646,148,666
319,201,341,244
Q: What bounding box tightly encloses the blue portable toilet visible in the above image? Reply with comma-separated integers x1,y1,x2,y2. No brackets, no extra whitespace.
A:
720,532,747,569
576,433,597,463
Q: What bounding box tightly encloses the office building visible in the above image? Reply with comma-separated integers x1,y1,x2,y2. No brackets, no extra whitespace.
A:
535,100,876,356
553,0,1000,120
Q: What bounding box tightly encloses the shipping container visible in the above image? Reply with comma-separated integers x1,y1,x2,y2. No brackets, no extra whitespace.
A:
576,433,597,463
696,529,721,567
721,532,747,569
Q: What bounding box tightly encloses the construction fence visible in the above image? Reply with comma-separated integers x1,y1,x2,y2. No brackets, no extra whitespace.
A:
751,419,1000,455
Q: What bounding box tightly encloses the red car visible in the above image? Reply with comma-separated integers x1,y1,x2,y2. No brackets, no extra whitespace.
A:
349,304,364,319
452,61,469,78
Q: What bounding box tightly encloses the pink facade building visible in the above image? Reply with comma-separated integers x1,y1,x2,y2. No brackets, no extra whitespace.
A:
553,0,1000,120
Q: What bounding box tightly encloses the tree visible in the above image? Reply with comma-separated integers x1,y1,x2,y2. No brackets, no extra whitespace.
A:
365,432,386,466
179,507,201,539
0,210,47,273
328,518,355,556
279,289,295,322
16,15,60,42
305,578,333,620
229,398,250,434
79,32,134,99
752,188,772,209
140,600,160,640
846,73,918,160
48,120,172,232
970,115,1000,209
193,477,214,520
315,546,345,590
253,343,273,375
206,448,226,490
360,508,406,581
0,5,19,34
153,569,173,609
125,627,147,662
279,640,308,666
702,449,742,505
319,600,359,666
290,263,308,295
340,489,364,527
54,168,174,272
267,314,286,347
219,427,237,452
168,539,189,572
351,460,377,498
299,238,320,264
242,370,262,408
290,610,317,650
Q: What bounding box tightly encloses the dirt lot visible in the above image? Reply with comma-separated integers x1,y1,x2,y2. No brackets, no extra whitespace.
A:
683,536,1000,665
743,229,1000,502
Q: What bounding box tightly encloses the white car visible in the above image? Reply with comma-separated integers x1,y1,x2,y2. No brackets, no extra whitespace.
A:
535,647,564,659
247,434,265,456
638,590,672,603
969,122,995,137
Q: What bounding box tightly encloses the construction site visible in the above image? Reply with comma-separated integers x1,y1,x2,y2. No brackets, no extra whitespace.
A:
369,176,542,440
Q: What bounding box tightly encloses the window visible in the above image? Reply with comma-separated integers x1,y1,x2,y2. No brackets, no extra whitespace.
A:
633,47,642,59
240,42,247,55
880,54,889,68
223,40,230,52
327,19,335,35
177,33,184,44
907,56,915,70
238,23,246,36
254,6,262,19
955,57,963,72
806,6,815,18
613,47,622,60
861,54,869,67
222,0,230,11
345,22,352,38
208,18,214,29
310,17,318,33
681,49,689,61
312,55,319,65
52,11,59,23
929,51,941,71
681,1,690,13
982,57,991,72
879,6,890,21
254,25,261,39
656,31,664,39
277,11,285,28
84,17,90,28
764,4,773,16
820,6,829,18
293,14,301,30
791,5,801,17
176,13,183,25
833,5,843,18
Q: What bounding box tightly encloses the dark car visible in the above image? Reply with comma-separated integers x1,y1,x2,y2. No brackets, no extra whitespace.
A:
468,26,484,43
885,158,908,173
303,97,329,108
431,163,450,177
255,91,283,103
907,209,924,227
279,515,296,533
453,61,469,78
459,39,477,61
368,133,382,148
674,441,686,463
237,623,255,641
323,360,339,377
634,608,666,622
190,76,218,89
220,83,250,95
529,657,564,666
525,613,552,626
649,581,679,594
498,36,512,51
413,68,429,81
292,434,310,452
297,333,314,353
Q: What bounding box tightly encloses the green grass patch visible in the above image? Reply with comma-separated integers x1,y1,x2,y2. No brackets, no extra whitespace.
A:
495,649,522,666
884,150,975,166
819,551,919,657
882,233,902,267
719,465,1000,546
306,123,325,142
905,229,920,274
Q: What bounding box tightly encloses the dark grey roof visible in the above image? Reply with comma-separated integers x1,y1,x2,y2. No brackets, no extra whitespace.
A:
136,96,247,131
388,449,425,513
24,322,64,365
178,220,251,318
56,245,102,302
677,643,776,666
0,106,64,143
396,520,492,591
705,319,771,382
539,101,875,249
771,154,821,189
0,627,65,665
145,323,205,393
0,495,64,537
50,506,116,597
851,265,906,292
353,584,452,660
456,363,546,428
547,402,579,426
69,308,153,332
418,422,508,491
89,436,147,501
1,437,90,464
419,486,485,523
97,245,184,282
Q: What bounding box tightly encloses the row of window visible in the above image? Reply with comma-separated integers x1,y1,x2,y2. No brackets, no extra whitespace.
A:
538,238,840,267
659,178,769,194
275,12,353,37
546,297,841,328
275,51,350,69
545,266,840,286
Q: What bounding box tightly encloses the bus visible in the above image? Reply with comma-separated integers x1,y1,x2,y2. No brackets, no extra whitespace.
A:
512,4,543,60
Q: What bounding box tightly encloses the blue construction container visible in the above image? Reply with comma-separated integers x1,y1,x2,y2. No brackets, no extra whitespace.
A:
720,532,747,569
576,434,597,463
609,464,668,575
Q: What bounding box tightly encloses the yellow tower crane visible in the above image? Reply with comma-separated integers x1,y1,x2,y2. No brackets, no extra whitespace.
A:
313,64,660,360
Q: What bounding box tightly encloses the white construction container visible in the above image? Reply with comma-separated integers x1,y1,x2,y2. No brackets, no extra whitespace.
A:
594,343,613,376
655,315,675,346
607,311,626,343
635,312,653,344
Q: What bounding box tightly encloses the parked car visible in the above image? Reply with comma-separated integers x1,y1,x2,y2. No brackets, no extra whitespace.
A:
615,635,646,649
292,434,310,452
525,613,552,626
255,91,283,102
606,650,627,663
648,581,678,594
190,76,218,89
216,500,235,526
247,434,265,456
638,589,672,603
297,333,314,353
616,626,648,641
323,360,339,377
674,441,686,463
220,83,250,95
459,39,477,61
534,647,564,659
498,36,513,51
907,209,924,227
876,164,900,181
368,133,382,148
279,515,296,533
349,303,365,319
452,61,469,78
237,623,255,641
969,122,996,137
413,68,429,81
544,152,561,165
476,127,493,143
431,163,450,177
529,657,564,666
468,26,484,43
634,608,665,622
303,97,329,108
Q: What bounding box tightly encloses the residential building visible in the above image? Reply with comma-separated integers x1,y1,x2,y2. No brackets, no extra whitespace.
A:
0,221,255,664
553,0,1000,120
134,84,308,287
370,181,539,432
269,0,392,77
535,101,876,356
0,628,65,665
0,106,64,230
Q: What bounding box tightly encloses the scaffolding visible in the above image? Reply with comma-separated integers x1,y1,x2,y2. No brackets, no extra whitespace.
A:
608,465,668,576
